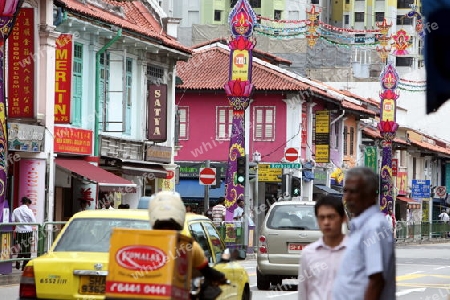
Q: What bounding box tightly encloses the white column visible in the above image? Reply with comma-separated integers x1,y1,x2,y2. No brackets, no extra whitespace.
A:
304,102,317,201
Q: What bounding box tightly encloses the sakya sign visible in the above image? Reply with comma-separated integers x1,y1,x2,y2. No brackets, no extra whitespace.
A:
55,34,73,123
148,85,167,142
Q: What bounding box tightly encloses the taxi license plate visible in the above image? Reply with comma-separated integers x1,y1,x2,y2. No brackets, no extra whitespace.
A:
79,275,106,295
288,243,304,252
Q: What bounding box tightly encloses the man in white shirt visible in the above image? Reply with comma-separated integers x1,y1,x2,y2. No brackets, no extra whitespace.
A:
439,209,449,223
12,197,36,271
233,198,245,222
298,195,347,300
212,197,226,227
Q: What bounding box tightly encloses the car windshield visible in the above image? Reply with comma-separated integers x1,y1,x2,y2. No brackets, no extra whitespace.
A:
53,218,151,252
267,205,319,230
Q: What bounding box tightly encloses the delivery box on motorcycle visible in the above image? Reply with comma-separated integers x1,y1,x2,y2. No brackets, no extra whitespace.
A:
105,228,193,300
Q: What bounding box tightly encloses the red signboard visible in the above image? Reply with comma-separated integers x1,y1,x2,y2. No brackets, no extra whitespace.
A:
148,85,167,142
54,126,93,155
392,159,398,177
55,34,73,123
285,147,299,162
301,112,307,145
199,168,216,185
396,172,407,195
8,8,35,118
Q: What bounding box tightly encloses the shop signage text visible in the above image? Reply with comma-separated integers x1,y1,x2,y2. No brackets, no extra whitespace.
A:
146,145,171,164
55,34,73,123
314,110,330,163
148,85,167,142
8,123,44,152
178,163,226,178
54,127,93,155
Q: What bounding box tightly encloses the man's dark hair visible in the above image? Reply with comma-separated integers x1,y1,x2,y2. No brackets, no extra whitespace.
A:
217,197,225,204
21,197,32,205
314,195,345,218
237,198,244,204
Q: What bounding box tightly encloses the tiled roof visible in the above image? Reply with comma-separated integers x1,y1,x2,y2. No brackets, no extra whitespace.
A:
55,0,191,54
191,38,292,66
362,127,408,145
409,139,450,156
176,46,309,91
342,100,376,116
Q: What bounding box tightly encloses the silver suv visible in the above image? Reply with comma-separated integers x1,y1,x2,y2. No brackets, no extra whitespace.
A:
256,201,322,290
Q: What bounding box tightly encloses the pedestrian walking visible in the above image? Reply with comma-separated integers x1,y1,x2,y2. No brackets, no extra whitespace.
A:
332,167,396,300
233,198,245,223
385,207,397,238
212,197,226,227
12,197,36,271
298,195,347,300
439,209,449,223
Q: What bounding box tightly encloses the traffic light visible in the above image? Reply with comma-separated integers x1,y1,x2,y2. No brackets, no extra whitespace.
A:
236,156,246,185
291,176,301,197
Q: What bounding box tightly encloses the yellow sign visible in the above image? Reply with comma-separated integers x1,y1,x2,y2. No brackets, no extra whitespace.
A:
106,229,192,300
315,111,330,133
258,164,282,182
231,50,250,81
315,145,330,163
382,99,396,121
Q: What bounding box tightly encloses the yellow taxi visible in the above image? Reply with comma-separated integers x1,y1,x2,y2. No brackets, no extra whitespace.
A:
19,209,250,300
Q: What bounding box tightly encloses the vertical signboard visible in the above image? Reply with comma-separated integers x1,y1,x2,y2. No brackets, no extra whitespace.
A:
396,172,408,195
18,159,46,223
55,34,73,123
392,159,398,176
301,111,307,146
364,146,378,173
148,84,167,142
8,8,35,118
314,110,330,163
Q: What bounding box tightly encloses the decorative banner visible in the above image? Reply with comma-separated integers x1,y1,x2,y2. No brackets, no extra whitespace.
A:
364,146,378,173
301,111,307,145
391,29,410,56
18,159,46,223
55,34,73,123
148,84,167,142
224,0,257,216
7,8,35,118
314,110,330,163
73,181,97,211
378,63,400,214
406,5,424,40
396,172,408,195
54,126,93,155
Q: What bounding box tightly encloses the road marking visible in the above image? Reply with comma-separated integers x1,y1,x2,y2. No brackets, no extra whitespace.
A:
398,283,450,289
396,288,426,296
410,271,425,275
435,266,447,270
266,291,297,298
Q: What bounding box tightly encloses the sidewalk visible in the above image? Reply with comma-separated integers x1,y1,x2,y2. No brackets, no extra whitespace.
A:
0,263,22,286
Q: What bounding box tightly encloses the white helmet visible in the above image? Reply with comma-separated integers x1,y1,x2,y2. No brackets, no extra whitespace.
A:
148,191,186,229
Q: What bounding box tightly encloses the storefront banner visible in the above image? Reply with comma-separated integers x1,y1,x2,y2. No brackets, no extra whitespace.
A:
8,8,35,118
7,123,44,152
55,34,73,123
54,127,93,155
147,85,167,142
18,159,46,223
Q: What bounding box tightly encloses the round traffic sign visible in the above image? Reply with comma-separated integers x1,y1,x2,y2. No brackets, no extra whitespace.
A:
166,170,175,180
285,147,299,162
199,168,216,185
436,186,447,198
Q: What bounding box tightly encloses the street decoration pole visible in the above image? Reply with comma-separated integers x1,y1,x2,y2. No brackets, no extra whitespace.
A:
0,0,24,212
224,0,256,217
376,18,400,214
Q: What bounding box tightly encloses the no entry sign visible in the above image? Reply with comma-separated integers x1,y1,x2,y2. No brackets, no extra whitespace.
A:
285,147,299,162
199,168,216,185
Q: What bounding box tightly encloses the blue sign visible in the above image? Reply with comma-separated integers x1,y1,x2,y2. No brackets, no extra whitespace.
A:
411,179,431,199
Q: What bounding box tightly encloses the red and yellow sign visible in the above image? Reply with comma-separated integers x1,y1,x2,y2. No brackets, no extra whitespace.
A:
396,172,408,195
106,229,192,300
381,99,396,122
54,127,93,155
231,50,250,81
7,8,35,118
55,34,73,123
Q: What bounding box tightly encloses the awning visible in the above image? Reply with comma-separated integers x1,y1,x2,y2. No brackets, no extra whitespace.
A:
396,196,421,209
101,156,168,178
55,158,137,193
314,184,342,196
175,179,225,200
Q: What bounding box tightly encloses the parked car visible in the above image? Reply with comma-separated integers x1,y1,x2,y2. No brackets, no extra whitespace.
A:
19,210,250,300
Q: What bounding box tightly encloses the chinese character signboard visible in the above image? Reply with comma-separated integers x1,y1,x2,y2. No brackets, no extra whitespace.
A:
301,111,307,146
55,34,73,123
147,85,167,142
8,8,35,118
54,127,93,155
7,123,44,152
314,110,330,163
18,159,46,223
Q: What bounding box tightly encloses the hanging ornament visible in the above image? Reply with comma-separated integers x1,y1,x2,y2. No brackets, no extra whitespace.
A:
406,4,425,40
391,29,411,55
305,5,321,47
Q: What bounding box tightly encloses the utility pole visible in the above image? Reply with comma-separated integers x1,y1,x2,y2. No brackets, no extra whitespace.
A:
204,160,210,214
244,155,250,253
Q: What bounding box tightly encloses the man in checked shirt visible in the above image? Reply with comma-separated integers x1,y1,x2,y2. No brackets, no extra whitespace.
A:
298,195,348,300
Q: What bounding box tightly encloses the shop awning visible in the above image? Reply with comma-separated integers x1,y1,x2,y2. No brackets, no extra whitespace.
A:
314,184,342,196
55,158,137,193
175,179,225,200
101,156,168,178
396,196,417,204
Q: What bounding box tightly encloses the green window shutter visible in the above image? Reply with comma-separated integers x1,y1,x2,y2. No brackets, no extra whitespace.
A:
125,58,132,134
72,43,83,127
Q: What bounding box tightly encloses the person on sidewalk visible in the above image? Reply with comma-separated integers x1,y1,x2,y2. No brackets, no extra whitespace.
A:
385,207,397,239
298,195,347,300
332,167,396,300
212,197,226,227
12,197,36,271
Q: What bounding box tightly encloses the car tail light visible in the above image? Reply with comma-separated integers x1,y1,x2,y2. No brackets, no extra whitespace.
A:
20,266,36,299
259,235,267,254
259,246,267,254
259,235,266,243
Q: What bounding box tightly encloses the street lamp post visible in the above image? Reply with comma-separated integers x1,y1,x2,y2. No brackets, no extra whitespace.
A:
0,0,24,212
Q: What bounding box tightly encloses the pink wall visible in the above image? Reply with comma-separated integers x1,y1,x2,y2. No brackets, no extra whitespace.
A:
175,92,286,163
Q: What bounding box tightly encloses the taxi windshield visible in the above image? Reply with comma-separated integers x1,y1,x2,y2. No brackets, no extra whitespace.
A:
53,218,151,252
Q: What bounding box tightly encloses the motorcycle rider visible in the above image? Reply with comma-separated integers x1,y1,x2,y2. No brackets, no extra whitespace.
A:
148,191,227,283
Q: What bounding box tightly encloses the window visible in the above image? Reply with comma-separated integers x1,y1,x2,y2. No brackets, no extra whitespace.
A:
267,204,319,230
202,222,225,263
375,12,384,22
216,106,233,140
231,0,260,8
177,107,189,140
343,126,348,155
188,222,212,261
355,12,364,22
274,10,282,20
350,127,355,155
334,122,339,148
253,106,275,141
99,52,110,131
397,15,413,25
214,10,221,22
311,0,319,4
344,15,349,25
396,57,413,67
397,0,414,9
72,43,83,127
125,58,132,134
147,64,164,84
